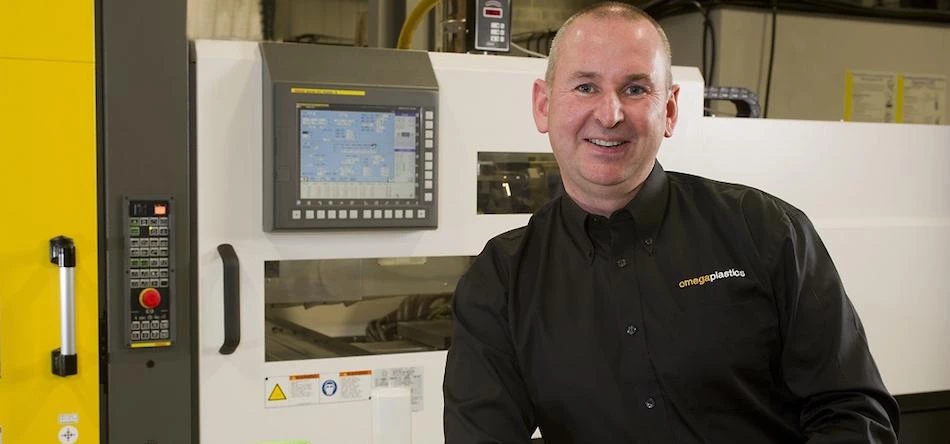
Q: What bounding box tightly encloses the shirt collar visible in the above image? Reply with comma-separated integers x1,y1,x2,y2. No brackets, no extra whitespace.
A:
559,162,669,260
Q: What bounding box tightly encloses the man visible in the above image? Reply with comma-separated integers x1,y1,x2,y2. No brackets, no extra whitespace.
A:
443,2,899,443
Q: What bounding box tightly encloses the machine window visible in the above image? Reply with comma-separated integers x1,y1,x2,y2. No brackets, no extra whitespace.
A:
264,256,473,361
477,152,562,214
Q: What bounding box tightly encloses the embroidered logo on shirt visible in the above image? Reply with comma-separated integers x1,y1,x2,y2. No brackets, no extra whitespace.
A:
678,268,746,288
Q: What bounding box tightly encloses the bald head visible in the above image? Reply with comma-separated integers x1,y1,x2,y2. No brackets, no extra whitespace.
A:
544,2,672,90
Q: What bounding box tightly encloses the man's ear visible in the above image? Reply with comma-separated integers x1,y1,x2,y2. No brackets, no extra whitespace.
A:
665,84,680,138
532,79,550,134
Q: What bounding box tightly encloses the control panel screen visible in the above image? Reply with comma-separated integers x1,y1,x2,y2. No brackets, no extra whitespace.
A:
299,106,418,200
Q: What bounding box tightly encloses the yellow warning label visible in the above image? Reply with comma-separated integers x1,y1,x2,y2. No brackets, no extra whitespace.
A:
290,87,366,96
268,384,287,401
130,340,172,348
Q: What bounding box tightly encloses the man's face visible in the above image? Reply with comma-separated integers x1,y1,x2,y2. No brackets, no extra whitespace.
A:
532,16,679,205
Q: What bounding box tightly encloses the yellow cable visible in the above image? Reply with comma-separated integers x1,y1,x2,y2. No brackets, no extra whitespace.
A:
397,0,442,49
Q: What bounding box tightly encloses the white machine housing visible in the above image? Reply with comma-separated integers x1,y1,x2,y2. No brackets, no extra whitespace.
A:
194,40,950,443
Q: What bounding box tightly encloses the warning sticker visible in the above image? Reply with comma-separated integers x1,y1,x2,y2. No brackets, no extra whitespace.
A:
320,370,373,404
264,374,321,408
374,366,425,412
58,425,78,444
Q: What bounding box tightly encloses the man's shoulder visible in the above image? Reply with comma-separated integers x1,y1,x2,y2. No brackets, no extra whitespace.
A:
483,197,559,252
666,170,801,219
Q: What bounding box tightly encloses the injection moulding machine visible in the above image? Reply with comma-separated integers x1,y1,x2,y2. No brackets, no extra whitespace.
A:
188,41,949,444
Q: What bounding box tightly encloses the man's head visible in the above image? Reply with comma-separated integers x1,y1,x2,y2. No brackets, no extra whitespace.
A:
532,2,679,216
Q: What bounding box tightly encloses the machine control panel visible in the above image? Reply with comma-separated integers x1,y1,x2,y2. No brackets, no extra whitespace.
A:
468,0,511,53
262,42,439,230
124,197,175,348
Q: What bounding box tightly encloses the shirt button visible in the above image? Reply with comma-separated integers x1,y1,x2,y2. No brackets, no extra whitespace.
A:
643,237,654,247
645,397,656,409
616,258,627,268
625,325,638,335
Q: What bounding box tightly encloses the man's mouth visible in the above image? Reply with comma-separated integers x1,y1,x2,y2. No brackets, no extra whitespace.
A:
586,138,627,148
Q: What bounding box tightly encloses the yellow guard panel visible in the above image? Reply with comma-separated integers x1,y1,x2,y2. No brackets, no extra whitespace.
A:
0,1,99,442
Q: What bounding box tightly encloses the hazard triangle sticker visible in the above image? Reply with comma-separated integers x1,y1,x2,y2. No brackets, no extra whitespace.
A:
268,384,287,401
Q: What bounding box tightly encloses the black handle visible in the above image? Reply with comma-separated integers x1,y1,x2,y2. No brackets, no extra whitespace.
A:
217,244,240,355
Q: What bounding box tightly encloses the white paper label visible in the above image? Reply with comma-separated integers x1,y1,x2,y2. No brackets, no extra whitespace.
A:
58,413,79,424
321,370,373,404
374,366,424,412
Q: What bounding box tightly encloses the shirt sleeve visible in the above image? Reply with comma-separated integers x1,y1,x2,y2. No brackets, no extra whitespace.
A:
443,243,536,444
771,207,900,443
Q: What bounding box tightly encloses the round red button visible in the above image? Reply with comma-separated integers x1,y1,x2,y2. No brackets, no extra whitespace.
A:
139,288,162,309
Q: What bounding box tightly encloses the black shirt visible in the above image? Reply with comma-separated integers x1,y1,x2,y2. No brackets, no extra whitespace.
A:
443,163,898,443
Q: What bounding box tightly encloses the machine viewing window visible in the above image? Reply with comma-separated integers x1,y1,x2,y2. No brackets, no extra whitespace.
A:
477,152,562,214
298,105,418,200
264,256,473,361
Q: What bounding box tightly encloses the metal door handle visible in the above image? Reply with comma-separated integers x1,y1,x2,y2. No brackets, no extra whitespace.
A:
217,244,240,354
49,236,78,376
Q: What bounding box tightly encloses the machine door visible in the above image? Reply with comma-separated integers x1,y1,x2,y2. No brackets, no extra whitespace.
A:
0,1,99,443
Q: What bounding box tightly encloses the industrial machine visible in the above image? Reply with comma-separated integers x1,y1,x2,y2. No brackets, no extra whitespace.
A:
3,3,949,441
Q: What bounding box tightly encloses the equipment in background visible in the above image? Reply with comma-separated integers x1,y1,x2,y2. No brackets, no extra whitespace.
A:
466,0,512,53
704,86,762,118
261,43,439,230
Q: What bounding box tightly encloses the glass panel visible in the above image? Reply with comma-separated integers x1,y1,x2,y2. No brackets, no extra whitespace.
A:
264,256,473,361
477,152,561,214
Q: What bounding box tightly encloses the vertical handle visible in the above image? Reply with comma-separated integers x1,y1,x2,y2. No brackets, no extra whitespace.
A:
217,244,240,355
49,235,78,377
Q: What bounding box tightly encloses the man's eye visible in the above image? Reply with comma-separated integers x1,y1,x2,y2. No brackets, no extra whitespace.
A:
624,85,645,95
575,84,595,94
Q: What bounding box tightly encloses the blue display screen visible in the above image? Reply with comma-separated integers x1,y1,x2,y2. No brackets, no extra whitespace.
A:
299,107,417,199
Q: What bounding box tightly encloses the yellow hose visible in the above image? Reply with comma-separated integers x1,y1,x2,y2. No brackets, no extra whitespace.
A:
397,0,442,49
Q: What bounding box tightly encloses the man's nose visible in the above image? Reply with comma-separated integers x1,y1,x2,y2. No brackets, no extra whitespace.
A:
594,91,624,128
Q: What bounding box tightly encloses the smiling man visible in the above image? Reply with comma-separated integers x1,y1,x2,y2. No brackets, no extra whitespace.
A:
443,2,898,443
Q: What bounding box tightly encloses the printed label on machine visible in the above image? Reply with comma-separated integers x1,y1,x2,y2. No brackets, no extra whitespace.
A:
374,366,425,412
320,370,373,404
264,373,321,408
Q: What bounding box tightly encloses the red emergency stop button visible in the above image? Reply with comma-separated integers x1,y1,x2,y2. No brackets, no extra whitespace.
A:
139,288,162,309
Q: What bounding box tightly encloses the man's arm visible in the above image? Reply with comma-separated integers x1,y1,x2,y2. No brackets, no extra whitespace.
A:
772,207,900,443
443,248,535,443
